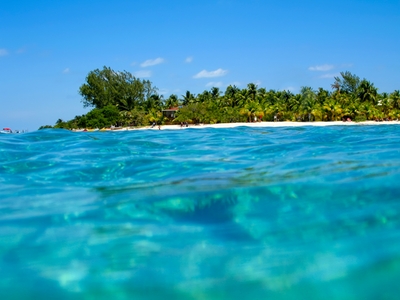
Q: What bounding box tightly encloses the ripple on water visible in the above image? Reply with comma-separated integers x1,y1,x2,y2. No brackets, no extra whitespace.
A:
1,126,400,299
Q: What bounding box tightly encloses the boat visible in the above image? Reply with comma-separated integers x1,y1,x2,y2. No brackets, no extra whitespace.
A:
0,128,12,134
0,128,26,134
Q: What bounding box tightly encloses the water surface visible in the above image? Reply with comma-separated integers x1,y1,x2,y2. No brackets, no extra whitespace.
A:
1,126,400,299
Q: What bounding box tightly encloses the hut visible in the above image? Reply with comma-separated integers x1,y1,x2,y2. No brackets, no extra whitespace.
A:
162,107,179,119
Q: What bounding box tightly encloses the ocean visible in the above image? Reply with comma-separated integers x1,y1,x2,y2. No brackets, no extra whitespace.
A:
1,125,400,299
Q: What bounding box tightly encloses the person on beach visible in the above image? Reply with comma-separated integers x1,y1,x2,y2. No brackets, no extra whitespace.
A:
151,122,156,128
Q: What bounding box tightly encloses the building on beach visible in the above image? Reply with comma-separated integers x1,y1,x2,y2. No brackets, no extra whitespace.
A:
162,107,179,119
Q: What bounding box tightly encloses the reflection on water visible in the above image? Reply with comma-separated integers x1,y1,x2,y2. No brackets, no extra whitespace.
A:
1,126,400,299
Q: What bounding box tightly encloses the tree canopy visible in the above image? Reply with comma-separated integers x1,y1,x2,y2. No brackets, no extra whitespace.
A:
332,71,360,94
43,67,400,130
79,66,157,111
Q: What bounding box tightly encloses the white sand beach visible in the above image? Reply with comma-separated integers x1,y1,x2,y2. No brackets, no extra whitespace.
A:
140,120,400,130
74,120,400,132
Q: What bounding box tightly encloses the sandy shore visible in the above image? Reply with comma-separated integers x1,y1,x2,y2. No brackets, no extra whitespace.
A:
138,120,400,130
74,121,400,132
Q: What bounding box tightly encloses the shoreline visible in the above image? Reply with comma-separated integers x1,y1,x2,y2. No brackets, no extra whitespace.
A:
153,121,400,130
74,120,400,132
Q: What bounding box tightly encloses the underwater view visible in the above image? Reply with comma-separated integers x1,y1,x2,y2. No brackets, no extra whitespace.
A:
1,125,400,299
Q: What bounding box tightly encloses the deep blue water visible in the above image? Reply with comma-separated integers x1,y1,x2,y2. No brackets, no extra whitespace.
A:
1,125,400,299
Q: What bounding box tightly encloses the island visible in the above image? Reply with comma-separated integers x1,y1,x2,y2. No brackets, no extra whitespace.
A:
41,67,400,130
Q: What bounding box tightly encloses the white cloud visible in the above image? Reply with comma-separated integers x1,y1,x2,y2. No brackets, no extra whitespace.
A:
206,81,223,87
62,68,70,74
308,64,334,71
193,68,228,78
134,70,152,78
130,61,137,66
0,49,8,56
140,57,164,67
185,56,193,63
320,73,340,79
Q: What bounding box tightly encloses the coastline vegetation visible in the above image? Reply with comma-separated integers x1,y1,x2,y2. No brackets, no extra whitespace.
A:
42,66,400,130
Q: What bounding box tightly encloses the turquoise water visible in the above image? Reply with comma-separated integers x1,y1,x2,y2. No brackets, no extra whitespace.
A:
1,126,400,299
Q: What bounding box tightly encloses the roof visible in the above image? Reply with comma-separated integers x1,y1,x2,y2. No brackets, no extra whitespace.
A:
162,107,179,112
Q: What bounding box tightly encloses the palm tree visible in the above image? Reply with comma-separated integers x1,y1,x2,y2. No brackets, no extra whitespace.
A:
378,93,391,118
239,101,262,122
144,94,163,111
342,98,360,120
196,90,211,104
237,89,249,108
246,83,258,103
358,80,378,104
300,87,318,121
359,102,379,120
181,91,196,106
210,87,220,99
271,101,287,121
323,99,342,121
224,85,240,107
165,94,180,108
316,88,330,105
147,109,163,124
390,90,400,110
288,94,301,114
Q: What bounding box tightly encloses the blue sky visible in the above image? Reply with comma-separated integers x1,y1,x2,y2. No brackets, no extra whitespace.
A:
1,0,400,130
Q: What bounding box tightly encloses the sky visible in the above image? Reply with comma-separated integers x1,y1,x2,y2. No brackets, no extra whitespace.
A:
1,0,400,130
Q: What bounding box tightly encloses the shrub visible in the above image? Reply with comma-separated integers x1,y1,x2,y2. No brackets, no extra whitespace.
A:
354,115,367,122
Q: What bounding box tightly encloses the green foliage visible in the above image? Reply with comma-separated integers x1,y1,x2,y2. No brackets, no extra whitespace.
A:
165,94,180,108
354,115,367,122
101,105,122,125
48,68,400,129
181,91,196,106
174,103,205,124
358,79,378,104
81,105,123,128
333,71,360,94
84,109,108,128
79,66,157,110
53,105,122,129
129,108,150,126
